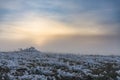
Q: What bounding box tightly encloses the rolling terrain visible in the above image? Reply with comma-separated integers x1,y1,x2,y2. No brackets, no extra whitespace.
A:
0,47,120,80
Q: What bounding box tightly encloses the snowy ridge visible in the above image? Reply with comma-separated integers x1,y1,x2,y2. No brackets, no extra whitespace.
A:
0,48,120,80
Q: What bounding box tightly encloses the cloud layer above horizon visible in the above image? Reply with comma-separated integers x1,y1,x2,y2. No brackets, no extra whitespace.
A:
0,0,120,35
0,0,120,54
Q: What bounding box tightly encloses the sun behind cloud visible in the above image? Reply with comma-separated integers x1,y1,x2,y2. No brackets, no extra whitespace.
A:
1,13,109,46
1,14,79,45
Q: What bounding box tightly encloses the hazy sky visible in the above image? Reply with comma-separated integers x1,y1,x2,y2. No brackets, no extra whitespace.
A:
0,0,120,54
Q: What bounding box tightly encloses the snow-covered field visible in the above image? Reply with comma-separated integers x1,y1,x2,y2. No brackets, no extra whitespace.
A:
0,47,120,80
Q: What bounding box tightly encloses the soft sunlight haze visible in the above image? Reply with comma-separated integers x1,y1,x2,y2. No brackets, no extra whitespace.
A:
0,0,120,54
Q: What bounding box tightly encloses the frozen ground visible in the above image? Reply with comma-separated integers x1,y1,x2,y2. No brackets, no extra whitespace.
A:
0,47,120,80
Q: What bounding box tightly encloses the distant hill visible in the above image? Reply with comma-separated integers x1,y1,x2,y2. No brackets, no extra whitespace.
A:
19,47,40,52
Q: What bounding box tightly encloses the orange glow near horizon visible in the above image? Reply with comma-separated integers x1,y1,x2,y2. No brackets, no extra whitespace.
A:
1,16,108,46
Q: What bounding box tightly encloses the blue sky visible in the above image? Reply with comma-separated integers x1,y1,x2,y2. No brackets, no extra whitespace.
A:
0,0,120,35
0,0,120,54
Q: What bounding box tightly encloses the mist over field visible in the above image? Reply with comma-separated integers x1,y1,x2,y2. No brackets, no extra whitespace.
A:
0,0,120,55
0,0,120,80
0,36,120,55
